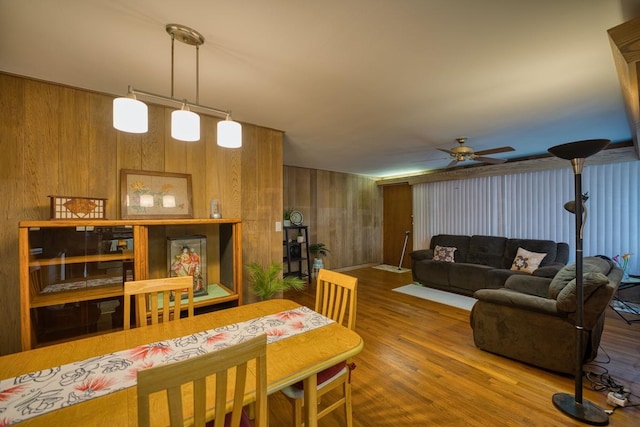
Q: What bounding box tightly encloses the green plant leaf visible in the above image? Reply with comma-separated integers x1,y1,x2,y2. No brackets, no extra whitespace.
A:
246,261,306,300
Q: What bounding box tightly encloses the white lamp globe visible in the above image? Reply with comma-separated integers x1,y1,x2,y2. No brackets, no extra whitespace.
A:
171,109,200,141
217,119,242,148
113,97,148,133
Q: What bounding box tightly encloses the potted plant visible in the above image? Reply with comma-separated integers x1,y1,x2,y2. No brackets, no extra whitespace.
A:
246,261,306,300
309,243,330,273
283,207,293,227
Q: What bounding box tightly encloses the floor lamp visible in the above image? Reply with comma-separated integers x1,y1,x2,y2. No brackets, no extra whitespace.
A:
548,139,610,426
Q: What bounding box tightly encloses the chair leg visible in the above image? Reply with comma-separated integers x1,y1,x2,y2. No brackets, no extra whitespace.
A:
344,380,353,427
292,397,303,427
246,402,255,420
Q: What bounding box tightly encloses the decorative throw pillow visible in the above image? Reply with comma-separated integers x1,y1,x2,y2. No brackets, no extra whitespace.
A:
556,272,609,312
510,247,546,274
433,245,456,263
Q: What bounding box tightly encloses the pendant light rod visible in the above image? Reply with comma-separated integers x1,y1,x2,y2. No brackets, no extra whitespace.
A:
126,86,233,119
170,31,175,98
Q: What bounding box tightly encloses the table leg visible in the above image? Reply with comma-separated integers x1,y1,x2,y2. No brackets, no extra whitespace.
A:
303,373,318,427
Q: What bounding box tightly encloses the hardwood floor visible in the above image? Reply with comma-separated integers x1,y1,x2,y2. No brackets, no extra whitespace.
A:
269,267,640,426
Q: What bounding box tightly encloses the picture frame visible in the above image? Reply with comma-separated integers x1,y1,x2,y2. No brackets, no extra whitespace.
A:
167,235,208,298
120,169,193,219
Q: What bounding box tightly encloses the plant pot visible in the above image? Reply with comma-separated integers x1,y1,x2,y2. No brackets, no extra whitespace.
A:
283,220,291,227
313,258,324,274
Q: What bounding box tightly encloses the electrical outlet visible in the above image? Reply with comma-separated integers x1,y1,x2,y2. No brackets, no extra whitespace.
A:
275,221,282,232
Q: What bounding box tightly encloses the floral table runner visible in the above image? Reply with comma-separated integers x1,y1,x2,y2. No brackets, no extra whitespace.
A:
0,306,332,425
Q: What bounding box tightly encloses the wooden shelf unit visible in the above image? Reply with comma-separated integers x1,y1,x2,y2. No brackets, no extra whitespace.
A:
19,218,242,350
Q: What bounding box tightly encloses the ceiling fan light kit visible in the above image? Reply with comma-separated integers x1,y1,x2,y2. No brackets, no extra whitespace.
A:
113,24,242,147
438,137,515,168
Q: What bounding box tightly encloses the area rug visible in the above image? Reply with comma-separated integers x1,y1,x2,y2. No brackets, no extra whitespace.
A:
372,264,411,273
392,284,477,311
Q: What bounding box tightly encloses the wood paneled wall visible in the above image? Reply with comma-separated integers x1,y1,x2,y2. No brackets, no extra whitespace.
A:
0,73,283,354
283,166,383,270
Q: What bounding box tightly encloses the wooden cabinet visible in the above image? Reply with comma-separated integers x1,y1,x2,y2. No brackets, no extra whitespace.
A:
19,219,242,350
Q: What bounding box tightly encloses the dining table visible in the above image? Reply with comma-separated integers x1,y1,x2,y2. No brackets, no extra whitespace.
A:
0,299,364,426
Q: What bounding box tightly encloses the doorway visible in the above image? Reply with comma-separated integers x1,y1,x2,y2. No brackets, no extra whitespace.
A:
382,183,413,268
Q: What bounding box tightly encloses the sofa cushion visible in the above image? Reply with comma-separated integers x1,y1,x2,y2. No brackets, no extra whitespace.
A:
413,260,451,287
532,264,563,278
504,239,558,269
486,269,528,290
449,263,493,292
433,245,457,262
556,272,610,313
510,247,547,274
548,256,614,299
410,249,433,261
430,235,470,263
505,274,554,298
466,235,507,268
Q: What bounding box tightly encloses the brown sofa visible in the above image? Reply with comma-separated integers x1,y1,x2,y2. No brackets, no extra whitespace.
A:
410,234,570,296
470,256,622,374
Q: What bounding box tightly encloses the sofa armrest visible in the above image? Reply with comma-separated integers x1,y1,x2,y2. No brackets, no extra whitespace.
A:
533,263,564,278
473,288,559,316
504,275,552,298
410,249,433,261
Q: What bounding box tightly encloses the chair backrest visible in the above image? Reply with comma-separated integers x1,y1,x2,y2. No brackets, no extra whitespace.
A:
137,334,267,427
315,269,358,330
29,268,44,297
123,276,195,329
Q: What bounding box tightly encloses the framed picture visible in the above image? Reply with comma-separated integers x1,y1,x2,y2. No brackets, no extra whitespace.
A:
167,235,208,298
120,169,193,219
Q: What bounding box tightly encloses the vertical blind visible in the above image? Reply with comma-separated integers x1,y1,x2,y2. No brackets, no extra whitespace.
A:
413,161,640,273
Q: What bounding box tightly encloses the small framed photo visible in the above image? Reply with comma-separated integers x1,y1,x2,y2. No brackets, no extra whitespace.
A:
167,235,208,298
120,169,193,219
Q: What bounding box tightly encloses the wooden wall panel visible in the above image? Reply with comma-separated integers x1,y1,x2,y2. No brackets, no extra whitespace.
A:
284,166,383,270
0,73,283,354
241,126,284,303
24,80,60,218
88,93,118,218
0,74,25,354
58,87,90,196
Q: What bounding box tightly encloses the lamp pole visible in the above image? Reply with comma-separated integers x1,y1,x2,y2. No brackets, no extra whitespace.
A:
548,139,609,426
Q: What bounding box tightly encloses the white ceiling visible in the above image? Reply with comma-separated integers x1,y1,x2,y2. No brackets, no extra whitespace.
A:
1,0,638,177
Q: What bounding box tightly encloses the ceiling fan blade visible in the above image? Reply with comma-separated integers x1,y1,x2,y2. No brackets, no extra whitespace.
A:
473,146,515,156
437,148,453,154
446,159,459,168
474,156,508,164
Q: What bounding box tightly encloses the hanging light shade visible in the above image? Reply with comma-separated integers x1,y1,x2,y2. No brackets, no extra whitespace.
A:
171,104,200,141
217,116,242,148
113,91,148,133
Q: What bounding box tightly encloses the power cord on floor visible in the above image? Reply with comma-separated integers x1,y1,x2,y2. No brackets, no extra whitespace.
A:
583,345,639,415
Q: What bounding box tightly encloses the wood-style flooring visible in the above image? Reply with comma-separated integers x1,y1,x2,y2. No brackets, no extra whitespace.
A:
267,266,640,426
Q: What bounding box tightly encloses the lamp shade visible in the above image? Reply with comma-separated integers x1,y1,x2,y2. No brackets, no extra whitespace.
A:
217,119,242,148
171,109,200,141
113,97,148,133
548,139,610,160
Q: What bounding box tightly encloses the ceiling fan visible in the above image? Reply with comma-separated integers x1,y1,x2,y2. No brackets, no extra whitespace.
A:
438,137,515,168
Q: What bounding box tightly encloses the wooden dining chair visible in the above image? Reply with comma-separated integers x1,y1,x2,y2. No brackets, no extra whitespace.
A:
123,276,195,329
137,334,267,427
280,268,358,427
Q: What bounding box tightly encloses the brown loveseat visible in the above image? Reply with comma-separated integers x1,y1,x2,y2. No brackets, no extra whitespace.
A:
410,234,570,296
470,256,622,374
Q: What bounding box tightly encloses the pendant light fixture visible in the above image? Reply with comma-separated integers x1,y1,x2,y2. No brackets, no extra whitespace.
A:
113,24,242,147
